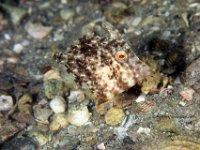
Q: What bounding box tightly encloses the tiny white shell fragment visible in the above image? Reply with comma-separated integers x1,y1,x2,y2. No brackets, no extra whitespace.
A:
49,96,66,113
136,94,146,103
137,127,151,135
179,101,186,106
0,95,13,111
68,105,91,126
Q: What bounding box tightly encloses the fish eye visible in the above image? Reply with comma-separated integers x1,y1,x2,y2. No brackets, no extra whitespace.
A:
115,51,128,62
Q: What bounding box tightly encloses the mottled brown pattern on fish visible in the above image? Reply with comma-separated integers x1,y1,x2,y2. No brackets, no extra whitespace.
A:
56,22,150,109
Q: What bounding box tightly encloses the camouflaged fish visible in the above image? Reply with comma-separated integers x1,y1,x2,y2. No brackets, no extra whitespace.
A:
55,22,150,113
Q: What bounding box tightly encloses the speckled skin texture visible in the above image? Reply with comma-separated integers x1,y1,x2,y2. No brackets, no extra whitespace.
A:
56,22,150,109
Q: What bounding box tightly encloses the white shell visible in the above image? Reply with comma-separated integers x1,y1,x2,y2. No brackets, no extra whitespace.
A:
137,127,151,135
49,96,66,113
136,94,146,103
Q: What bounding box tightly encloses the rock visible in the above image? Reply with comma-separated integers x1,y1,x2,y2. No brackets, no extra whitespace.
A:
29,131,49,146
67,90,85,103
25,22,52,40
105,108,125,126
0,95,13,111
43,69,61,81
12,112,35,125
44,79,68,99
53,29,64,41
191,80,200,102
6,56,19,64
18,94,32,114
184,57,200,86
123,136,135,145
55,136,80,150
0,120,21,144
60,8,75,21
68,105,91,126
0,4,27,25
104,2,128,24
180,88,195,101
33,105,53,124
13,43,24,53
81,21,96,36
0,136,37,150
49,96,66,113
49,113,69,131
62,74,78,90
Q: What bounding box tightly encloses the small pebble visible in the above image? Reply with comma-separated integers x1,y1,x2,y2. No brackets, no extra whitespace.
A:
68,105,91,126
105,108,125,126
13,43,24,53
137,127,151,135
180,88,195,101
18,94,32,114
0,4,27,25
97,143,106,150
162,30,171,39
7,57,18,64
67,90,85,103
60,8,75,21
44,79,67,99
4,33,11,40
49,113,69,131
43,69,61,81
33,105,53,124
0,95,13,111
21,40,30,46
61,0,68,4
12,112,35,124
29,131,49,146
49,96,66,113
132,17,142,26
25,22,52,40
